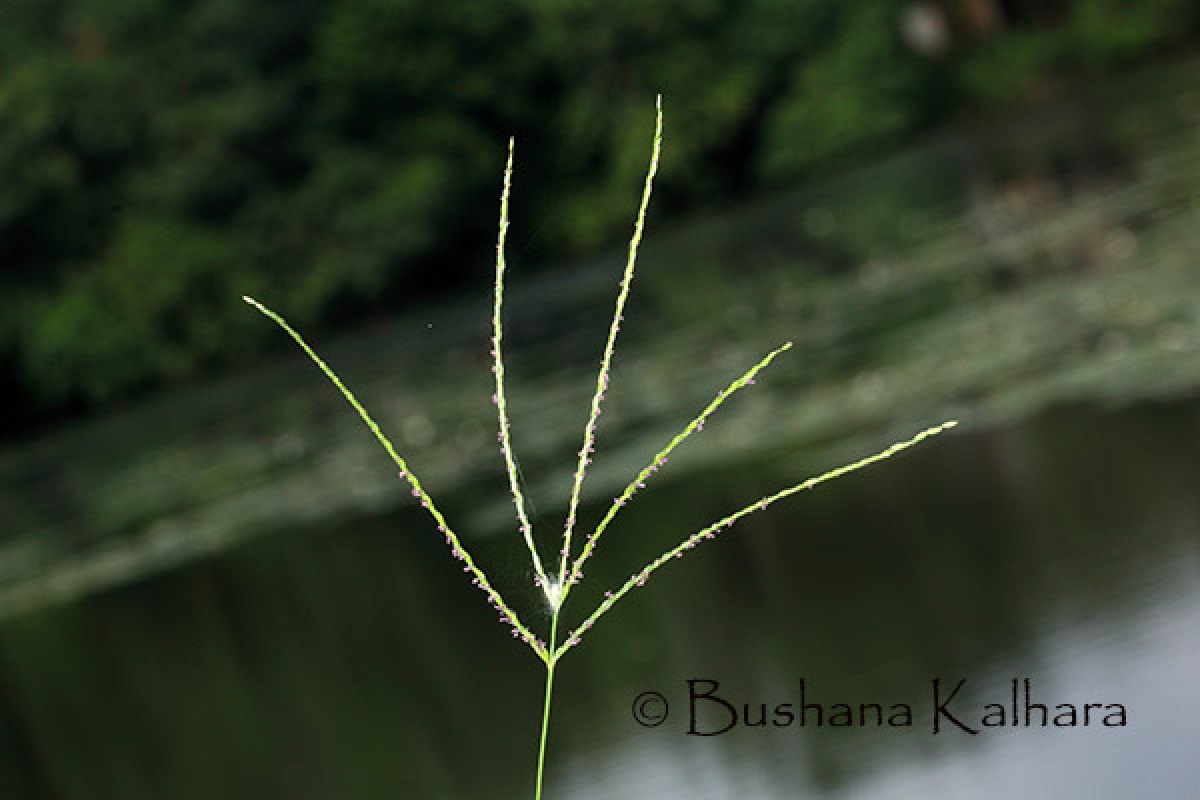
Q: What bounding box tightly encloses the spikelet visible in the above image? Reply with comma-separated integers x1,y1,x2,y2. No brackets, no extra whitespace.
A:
556,96,664,597
555,420,957,658
246,95,956,667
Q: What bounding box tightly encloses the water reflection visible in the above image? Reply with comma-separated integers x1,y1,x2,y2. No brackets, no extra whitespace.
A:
3,402,1196,798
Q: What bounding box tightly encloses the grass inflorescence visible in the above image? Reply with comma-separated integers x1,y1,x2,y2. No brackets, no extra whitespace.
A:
244,95,956,799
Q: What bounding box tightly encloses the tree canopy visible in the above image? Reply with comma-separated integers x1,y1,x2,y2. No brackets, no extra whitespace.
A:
1,0,1195,437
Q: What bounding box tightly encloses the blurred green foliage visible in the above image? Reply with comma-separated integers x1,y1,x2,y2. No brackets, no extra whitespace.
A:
0,0,1196,435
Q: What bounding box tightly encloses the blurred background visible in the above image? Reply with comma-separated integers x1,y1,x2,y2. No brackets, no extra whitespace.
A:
2,0,1199,797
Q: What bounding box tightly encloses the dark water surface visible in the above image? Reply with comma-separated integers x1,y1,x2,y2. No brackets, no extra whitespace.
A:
2,57,1200,798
